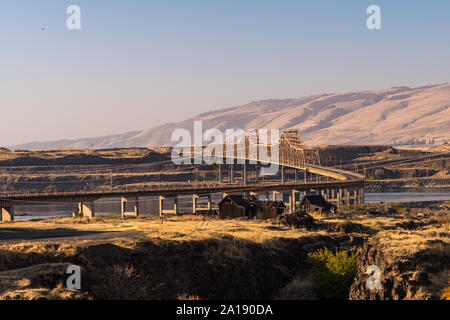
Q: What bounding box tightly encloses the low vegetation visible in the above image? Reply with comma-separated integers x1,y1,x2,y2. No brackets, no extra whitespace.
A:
307,248,359,300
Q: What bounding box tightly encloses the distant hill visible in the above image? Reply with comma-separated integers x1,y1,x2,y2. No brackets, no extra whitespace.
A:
11,84,450,150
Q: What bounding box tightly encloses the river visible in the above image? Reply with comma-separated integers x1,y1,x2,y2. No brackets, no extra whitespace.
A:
12,191,450,220
364,191,450,204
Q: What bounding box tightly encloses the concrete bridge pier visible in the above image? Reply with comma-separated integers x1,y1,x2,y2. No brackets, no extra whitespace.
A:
206,194,212,210
218,164,222,182
271,190,279,201
353,187,358,204
288,189,297,214
0,206,14,222
122,196,139,218
360,185,365,204
158,196,179,215
230,164,234,182
192,194,198,214
174,196,179,215
345,187,350,205
192,194,212,214
159,196,165,216
243,162,247,185
78,202,95,218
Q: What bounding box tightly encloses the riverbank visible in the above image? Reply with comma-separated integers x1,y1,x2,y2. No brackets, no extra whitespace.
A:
366,178,450,192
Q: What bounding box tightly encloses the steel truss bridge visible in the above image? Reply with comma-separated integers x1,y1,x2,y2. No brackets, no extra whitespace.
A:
0,130,364,221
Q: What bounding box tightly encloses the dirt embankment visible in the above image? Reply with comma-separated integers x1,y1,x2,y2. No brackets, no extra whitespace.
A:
319,145,450,185
366,178,450,192
0,148,170,167
0,234,361,300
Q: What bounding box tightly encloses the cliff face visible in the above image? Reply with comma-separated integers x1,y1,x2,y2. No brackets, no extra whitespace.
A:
350,226,449,300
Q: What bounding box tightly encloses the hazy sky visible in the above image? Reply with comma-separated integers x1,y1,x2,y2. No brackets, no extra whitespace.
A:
0,0,449,146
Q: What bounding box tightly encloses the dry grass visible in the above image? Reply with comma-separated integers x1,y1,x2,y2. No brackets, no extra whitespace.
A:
2,214,321,244
1,207,449,300
0,263,88,300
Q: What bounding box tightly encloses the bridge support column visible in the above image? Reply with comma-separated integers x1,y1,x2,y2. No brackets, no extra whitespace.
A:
159,196,165,216
281,166,285,183
122,197,139,218
359,185,365,204
207,194,212,210
174,196,179,215
294,169,299,182
218,164,222,183
0,206,14,222
243,162,247,185
304,169,308,182
289,190,297,214
230,164,234,183
255,165,259,183
192,194,198,214
271,191,279,201
78,202,95,218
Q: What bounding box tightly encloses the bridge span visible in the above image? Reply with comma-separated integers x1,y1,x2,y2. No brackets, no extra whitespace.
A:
0,130,365,221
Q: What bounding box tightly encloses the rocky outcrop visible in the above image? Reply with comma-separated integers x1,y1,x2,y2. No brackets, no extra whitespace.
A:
350,226,449,300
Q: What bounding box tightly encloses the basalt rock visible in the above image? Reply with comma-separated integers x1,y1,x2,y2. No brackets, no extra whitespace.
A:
349,229,449,300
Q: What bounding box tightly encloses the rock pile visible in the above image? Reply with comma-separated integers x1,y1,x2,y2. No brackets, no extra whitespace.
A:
275,211,314,230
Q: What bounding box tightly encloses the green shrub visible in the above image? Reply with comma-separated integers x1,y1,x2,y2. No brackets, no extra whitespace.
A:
307,247,359,300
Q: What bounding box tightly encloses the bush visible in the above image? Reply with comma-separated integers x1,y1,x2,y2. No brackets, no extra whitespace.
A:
307,247,359,300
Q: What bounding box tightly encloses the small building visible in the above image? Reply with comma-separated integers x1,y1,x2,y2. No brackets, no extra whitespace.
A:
261,201,286,219
299,195,337,217
218,195,259,219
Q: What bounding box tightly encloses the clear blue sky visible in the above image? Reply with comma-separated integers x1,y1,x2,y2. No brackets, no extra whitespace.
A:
0,0,449,145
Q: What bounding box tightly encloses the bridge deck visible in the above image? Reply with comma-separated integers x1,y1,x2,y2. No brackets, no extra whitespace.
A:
0,178,364,206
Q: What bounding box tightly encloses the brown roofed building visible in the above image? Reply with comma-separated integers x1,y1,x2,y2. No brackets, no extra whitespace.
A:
218,195,259,219
261,201,286,219
299,195,337,217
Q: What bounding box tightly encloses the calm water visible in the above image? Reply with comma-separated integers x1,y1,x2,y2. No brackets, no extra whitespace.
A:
365,192,450,204
13,192,450,220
